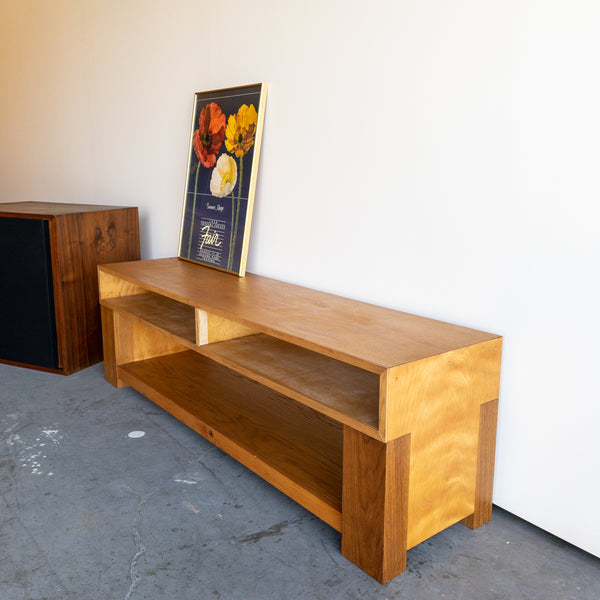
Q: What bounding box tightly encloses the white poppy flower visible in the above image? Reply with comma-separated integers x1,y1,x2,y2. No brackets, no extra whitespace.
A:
210,154,237,197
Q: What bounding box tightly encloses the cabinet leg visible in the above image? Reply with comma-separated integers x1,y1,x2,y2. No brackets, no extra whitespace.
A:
461,398,499,530
100,305,119,387
341,426,410,583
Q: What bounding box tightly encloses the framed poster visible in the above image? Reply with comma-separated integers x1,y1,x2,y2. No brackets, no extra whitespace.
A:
178,83,267,276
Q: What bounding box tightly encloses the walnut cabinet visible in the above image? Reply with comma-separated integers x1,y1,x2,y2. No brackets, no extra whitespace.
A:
0,202,139,374
98,257,502,583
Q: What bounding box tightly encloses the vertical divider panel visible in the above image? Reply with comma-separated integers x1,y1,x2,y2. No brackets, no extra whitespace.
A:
195,309,209,345
195,308,257,346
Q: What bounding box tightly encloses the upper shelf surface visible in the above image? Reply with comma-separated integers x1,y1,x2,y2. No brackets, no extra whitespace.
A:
99,257,500,370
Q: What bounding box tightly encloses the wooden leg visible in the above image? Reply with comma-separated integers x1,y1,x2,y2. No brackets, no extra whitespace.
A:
461,398,499,529
100,305,119,387
341,426,410,583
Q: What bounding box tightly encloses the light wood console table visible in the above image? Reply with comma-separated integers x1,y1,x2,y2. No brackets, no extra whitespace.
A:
98,257,502,583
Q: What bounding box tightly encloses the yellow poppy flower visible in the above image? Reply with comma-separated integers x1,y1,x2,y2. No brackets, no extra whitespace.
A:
225,104,258,157
210,154,238,198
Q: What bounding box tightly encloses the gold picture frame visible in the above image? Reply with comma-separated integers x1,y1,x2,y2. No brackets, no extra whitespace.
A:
178,83,267,276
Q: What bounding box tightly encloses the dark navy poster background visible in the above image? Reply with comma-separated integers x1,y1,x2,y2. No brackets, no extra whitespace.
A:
179,85,262,274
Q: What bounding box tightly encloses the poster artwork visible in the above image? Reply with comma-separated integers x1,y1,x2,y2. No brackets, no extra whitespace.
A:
178,83,267,276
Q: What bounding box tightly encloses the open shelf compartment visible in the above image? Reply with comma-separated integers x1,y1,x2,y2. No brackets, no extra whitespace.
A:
197,334,381,436
102,291,382,437
101,292,196,344
117,350,344,531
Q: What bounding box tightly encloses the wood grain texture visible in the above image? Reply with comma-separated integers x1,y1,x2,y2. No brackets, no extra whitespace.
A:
99,273,381,435
461,398,499,530
113,311,187,369
199,334,380,436
98,270,146,300
102,293,196,343
0,201,135,217
100,305,118,386
118,351,344,530
101,304,189,388
341,427,410,583
99,285,381,435
54,207,140,372
0,203,139,374
97,258,504,582
99,258,498,372
195,309,257,345
385,338,502,549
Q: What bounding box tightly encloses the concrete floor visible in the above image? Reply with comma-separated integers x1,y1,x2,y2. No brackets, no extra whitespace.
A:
1,362,598,600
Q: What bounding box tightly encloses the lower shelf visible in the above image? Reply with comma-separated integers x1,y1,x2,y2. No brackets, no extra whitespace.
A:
118,350,343,530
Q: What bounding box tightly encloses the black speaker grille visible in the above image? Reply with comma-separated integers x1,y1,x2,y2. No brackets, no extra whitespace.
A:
0,217,59,369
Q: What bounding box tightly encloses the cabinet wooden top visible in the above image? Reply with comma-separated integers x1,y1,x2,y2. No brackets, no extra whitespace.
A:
99,257,500,370
0,201,136,217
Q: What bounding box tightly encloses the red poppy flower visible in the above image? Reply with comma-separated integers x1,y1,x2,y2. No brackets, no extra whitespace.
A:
192,102,226,168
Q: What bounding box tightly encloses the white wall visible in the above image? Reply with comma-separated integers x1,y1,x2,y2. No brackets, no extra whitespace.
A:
1,0,599,557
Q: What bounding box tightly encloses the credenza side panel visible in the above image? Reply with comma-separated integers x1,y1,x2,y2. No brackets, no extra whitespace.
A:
55,208,140,373
385,338,502,549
